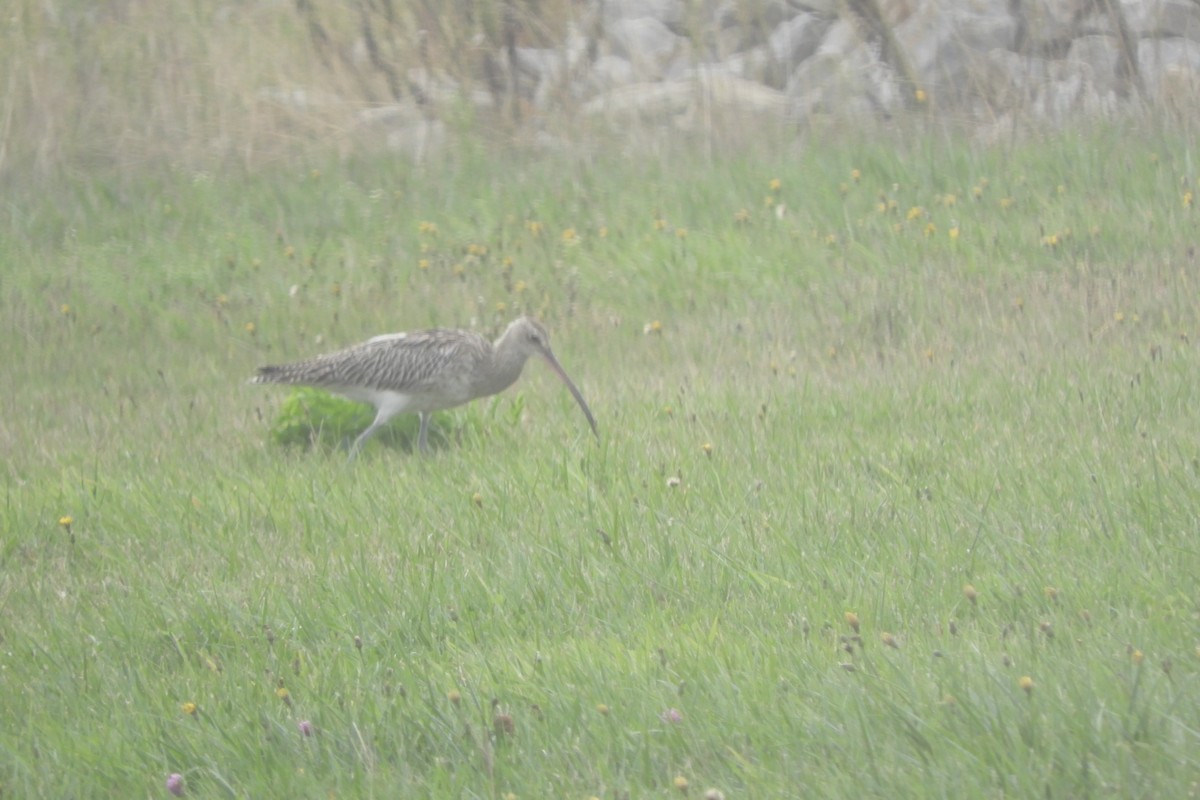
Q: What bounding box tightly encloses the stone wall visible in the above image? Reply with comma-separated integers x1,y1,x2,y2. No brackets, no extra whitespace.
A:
369,0,1200,153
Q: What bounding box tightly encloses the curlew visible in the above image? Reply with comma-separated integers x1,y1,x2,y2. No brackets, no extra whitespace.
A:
252,316,598,455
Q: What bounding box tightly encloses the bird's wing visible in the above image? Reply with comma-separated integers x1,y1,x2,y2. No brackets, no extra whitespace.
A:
256,329,491,394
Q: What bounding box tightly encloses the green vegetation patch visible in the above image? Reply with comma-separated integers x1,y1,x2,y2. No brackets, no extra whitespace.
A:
2,122,1199,798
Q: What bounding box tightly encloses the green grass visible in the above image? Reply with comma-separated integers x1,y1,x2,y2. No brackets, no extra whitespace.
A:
3,121,1200,798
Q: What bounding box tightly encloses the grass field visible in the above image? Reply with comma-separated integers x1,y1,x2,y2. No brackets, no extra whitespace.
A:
2,121,1199,798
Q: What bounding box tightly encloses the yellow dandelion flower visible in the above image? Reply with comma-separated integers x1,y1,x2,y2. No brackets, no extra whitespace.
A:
452,263,465,277
496,301,507,313
1019,675,1034,693
881,632,899,648
923,222,936,237
58,515,73,527
472,492,483,507
675,227,688,239
949,226,960,240
561,227,578,244
768,177,782,192
448,689,462,705
963,584,978,604
60,303,72,315
702,442,713,456
914,88,928,104
1184,191,1193,208
906,206,924,221
851,168,862,182
418,221,438,235
526,220,543,237
1114,311,1125,322
999,197,1014,209
644,320,663,335
943,193,956,206
763,194,776,207
972,185,984,199
181,702,198,716
595,703,610,715
825,233,837,245
734,208,751,224
1132,649,1144,664
1042,234,1059,247
514,280,527,293
653,218,668,231
876,201,887,213
418,258,429,270
674,776,690,793
244,322,256,335
844,611,860,633
283,245,295,259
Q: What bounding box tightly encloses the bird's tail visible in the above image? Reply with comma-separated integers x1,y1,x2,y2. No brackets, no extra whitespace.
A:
250,365,295,385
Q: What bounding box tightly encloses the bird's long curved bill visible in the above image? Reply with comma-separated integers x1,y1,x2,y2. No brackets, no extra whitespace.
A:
541,353,599,437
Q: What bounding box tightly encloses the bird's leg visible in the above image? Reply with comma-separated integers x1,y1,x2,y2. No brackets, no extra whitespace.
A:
348,413,389,459
417,412,431,454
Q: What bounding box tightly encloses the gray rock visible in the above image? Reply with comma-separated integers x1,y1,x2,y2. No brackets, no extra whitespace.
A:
792,0,840,14
724,46,771,82
1017,0,1092,55
1083,0,1200,43
896,0,1018,107
607,16,683,77
768,12,833,73
604,0,686,30
583,72,791,125
1138,36,1200,97
591,54,637,90
787,48,898,120
386,119,446,162
515,48,562,81
711,0,797,53
814,18,862,60
1066,35,1124,96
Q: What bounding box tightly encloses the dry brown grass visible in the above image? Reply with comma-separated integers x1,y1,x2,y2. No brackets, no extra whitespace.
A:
0,0,581,184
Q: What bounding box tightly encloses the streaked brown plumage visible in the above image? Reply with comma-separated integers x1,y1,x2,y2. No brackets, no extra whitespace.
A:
252,317,597,455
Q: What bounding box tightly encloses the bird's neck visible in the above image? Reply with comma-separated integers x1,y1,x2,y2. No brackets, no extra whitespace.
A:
476,339,528,396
